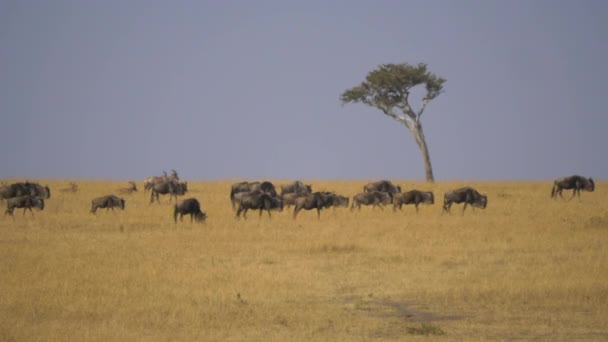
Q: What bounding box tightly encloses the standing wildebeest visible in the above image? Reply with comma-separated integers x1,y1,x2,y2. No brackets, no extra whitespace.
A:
91,195,125,214
551,175,595,200
351,191,392,211
280,181,312,196
230,181,261,209
174,198,207,223
363,180,401,198
281,192,310,209
293,192,335,219
443,187,487,214
259,181,278,197
117,181,138,194
392,190,434,212
0,182,50,200
5,196,44,217
150,181,188,203
235,191,283,219
143,170,179,193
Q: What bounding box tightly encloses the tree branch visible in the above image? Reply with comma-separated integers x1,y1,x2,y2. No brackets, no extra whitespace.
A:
416,97,431,124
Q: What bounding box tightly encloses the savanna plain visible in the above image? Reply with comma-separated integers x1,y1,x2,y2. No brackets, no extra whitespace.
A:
1,180,607,341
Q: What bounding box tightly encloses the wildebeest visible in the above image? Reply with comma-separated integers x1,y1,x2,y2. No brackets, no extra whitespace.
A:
117,181,138,194
150,181,188,204
230,181,261,209
143,170,179,192
280,181,312,196
91,195,125,214
392,190,434,212
5,196,44,217
174,198,207,223
0,181,51,200
363,180,401,197
293,192,334,219
351,191,392,211
442,187,487,214
59,182,79,193
235,190,283,219
281,192,310,209
259,181,278,197
550,175,595,200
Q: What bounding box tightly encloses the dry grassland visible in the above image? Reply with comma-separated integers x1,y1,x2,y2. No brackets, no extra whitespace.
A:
0,179,607,341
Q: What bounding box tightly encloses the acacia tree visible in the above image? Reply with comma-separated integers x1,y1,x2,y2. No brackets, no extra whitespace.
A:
340,63,446,182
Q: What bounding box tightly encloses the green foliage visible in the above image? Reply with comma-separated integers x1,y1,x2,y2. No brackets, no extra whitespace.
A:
340,63,446,116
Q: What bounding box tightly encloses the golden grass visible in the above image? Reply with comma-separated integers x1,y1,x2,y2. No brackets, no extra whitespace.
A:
1,179,607,341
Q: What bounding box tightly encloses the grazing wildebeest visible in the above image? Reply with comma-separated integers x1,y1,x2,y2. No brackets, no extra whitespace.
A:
174,198,207,223
91,195,125,214
363,180,401,198
550,175,595,200
443,187,487,214
280,181,312,196
150,181,188,204
235,190,283,219
351,191,392,211
281,192,310,209
0,182,50,200
117,181,138,194
293,192,335,219
230,181,261,209
392,190,434,212
59,182,79,193
5,196,44,217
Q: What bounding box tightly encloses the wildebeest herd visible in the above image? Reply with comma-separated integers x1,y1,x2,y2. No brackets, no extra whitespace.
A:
0,173,597,222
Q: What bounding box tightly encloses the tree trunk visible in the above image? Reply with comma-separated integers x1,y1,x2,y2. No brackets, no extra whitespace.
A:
409,123,434,182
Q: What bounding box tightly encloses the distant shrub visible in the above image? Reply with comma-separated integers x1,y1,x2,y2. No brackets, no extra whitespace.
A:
406,323,446,336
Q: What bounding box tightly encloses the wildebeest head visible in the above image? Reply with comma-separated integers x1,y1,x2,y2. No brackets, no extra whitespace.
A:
194,211,207,222
471,194,487,209
587,178,595,191
425,192,435,204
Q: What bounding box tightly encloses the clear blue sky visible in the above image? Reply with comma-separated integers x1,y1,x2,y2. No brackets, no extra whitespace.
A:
1,0,606,181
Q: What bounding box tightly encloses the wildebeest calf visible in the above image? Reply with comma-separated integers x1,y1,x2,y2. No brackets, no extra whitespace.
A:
392,190,434,212
443,187,487,214
5,195,44,217
351,191,392,211
174,198,207,223
550,175,595,200
235,191,283,219
91,195,125,214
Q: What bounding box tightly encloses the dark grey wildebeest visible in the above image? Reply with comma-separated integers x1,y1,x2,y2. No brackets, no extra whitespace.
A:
392,190,434,212
91,195,125,214
280,181,312,196
259,181,278,197
443,187,487,214
351,191,392,211
293,192,334,219
150,181,188,204
363,180,401,198
235,191,283,219
230,181,261,209
5,196,44,217
0,182,51,200
551,175,595,200
174,198,207,223
327,193,349,209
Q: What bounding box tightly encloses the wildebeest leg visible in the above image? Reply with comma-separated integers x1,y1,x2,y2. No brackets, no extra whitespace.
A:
415,203,419,213
235,207,242,219
293,207,300,219
317,208,321,219
243,208,248,219
462,203,468,215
